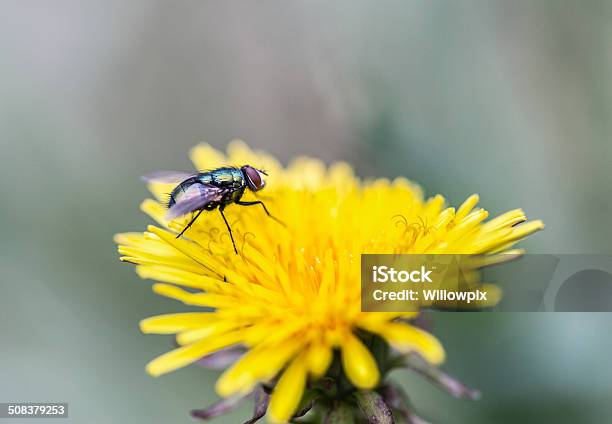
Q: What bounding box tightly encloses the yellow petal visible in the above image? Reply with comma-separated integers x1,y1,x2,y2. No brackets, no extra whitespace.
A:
455,194,479,222
136,265,223,291
151,283,235,308
147,225,229,277
145,330,244,377
216,339,304,397
267,357,308,424
227,139,256,165
140,312,217,334
341,333,379,389
176,320,240,345
140,199,169,226
146,182,175,203
306,342,333,378
507,220,545,241
190,143,226,171
377,323,445,365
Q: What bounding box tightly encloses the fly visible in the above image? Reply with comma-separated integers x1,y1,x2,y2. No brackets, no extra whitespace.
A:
143,165,283,254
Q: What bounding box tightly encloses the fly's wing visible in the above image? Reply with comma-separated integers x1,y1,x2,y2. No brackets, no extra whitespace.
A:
166,183,224,219
142,171,198,183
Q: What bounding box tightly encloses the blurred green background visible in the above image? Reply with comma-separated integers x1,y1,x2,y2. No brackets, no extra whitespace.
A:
1,1,611,423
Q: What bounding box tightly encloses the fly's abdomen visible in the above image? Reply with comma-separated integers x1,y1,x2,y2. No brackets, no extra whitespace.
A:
168,177,201,207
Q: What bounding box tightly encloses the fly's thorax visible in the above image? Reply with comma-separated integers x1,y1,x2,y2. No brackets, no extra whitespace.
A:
228,187,246,204
202,168,245,189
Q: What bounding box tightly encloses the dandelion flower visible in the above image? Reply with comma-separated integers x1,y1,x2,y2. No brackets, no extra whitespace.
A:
115,141,543,423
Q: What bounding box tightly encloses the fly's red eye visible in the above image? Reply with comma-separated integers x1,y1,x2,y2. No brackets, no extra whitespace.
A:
243,166,264,190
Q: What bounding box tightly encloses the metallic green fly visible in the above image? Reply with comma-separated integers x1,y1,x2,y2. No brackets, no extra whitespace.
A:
144,166,283,254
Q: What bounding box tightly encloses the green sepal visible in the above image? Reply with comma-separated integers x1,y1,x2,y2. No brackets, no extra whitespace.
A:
353,390,394,424
324,401,354,424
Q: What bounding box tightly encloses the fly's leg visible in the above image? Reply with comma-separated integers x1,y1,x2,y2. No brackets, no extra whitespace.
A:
176,209,204,239
235,200,286,227
219,205,238,254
